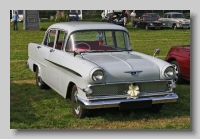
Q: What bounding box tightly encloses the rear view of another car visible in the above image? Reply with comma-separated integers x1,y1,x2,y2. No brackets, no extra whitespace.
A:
69,12,79,21
165,45,190,83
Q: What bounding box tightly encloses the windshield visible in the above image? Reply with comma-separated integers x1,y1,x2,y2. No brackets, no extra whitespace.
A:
65,30,131,52
172,14,185,18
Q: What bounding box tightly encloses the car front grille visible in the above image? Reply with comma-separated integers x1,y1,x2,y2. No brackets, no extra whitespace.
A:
90,81,169,96
153,23,162,26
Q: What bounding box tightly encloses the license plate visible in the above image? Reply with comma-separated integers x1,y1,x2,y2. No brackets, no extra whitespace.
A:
119,100,152,110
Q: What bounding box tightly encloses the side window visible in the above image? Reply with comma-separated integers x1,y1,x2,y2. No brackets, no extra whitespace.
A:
168,14,171,18
56,30,67,50
43,29,57,48
164,14,167,18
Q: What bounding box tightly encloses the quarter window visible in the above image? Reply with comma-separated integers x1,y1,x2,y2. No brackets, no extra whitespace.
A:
43,29,57,48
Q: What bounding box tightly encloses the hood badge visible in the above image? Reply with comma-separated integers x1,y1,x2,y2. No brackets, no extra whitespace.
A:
124,71,143,76
126,84,140,99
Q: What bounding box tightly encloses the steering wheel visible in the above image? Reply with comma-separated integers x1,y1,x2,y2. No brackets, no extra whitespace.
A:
75,42,91,52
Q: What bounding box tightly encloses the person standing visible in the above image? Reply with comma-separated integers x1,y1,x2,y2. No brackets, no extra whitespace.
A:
130,10,136,26
123,10,128,27
12,11,19,31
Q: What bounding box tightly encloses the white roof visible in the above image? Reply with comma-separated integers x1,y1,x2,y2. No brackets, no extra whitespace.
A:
48,22,128,33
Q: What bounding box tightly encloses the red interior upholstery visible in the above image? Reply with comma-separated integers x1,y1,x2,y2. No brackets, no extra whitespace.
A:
66,41,114,52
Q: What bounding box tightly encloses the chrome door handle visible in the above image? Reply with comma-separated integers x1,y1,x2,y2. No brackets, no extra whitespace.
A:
50,49,55,52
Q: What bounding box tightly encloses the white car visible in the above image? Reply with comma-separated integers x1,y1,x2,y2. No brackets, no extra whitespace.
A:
158,12,190,29
26,22,178,118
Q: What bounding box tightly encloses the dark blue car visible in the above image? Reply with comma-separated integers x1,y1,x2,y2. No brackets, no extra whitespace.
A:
69,12,79,21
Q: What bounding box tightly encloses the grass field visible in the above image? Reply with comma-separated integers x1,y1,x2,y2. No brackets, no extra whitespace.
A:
10,20,190,129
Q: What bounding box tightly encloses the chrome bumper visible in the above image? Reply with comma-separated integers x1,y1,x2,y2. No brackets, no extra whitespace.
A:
77,93,178,109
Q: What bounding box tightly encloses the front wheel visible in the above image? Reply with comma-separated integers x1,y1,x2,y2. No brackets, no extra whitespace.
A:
170,61,182,83
172,24,177,30
71,85,88,119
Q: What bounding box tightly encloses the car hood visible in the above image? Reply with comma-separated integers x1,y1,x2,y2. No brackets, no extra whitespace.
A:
82,51,161,82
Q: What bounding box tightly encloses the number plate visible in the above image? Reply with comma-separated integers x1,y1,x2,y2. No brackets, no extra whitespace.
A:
119,100,152,110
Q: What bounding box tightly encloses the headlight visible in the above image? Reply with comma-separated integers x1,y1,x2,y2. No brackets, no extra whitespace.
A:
179,21,182,25
164,66,175,79
150,23,153,26
91,69,104,82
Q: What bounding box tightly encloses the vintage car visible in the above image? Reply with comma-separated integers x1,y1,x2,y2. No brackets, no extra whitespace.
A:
165,45,190,83
26,22,178,119
134,13,165,30
158,12,190,29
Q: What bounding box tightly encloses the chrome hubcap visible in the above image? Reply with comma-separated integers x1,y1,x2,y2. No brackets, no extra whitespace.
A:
74,91,80,114
37,69,42,86
172,64,178,82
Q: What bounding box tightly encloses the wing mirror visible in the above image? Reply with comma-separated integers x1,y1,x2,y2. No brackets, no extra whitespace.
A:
153,49,160,57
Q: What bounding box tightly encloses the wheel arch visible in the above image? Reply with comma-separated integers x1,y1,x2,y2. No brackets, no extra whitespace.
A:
166,58,176,63
66,82,75,99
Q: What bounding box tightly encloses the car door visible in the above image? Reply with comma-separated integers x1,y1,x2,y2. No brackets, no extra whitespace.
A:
46,29,67,93
34,30,53,84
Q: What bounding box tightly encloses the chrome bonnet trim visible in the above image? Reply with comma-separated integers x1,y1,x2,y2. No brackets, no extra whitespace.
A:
77,93,178,109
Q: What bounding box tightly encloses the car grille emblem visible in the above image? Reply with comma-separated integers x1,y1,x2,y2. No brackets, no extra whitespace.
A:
124,71,143,76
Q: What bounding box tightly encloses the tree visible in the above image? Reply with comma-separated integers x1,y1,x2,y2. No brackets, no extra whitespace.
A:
55,10,70,22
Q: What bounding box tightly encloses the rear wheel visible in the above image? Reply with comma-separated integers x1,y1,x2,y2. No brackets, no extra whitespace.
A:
145,24,149,30
36,66,49,89
71,85,88,119
134,24,138,28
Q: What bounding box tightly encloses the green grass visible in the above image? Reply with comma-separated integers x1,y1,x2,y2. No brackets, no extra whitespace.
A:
10,21,190,129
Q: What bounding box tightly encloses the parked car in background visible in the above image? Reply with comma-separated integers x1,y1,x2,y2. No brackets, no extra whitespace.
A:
134,13,165,30
69,12,79,21
101,10,123,22
165,45,190,83
26,22,178,119
158,12,190,29
112,13,124,26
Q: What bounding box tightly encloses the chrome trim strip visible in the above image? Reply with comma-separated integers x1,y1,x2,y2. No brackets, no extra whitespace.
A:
44,58,82,77
77,93,178,109
87,91,173,100
87,80,172,87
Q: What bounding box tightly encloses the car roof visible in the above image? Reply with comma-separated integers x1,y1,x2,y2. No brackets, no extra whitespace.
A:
165,12,183,14
48,22,128,33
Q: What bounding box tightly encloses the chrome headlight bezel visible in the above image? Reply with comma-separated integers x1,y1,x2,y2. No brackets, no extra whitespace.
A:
90,68,105,83
162,66,175,79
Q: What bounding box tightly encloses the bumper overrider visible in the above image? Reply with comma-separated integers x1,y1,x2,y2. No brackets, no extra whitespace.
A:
77,93,178,110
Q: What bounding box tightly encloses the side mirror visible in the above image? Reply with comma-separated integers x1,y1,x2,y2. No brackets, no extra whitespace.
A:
153,49,160,57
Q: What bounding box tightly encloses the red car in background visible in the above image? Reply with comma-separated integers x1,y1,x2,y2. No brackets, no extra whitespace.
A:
165,45,190,83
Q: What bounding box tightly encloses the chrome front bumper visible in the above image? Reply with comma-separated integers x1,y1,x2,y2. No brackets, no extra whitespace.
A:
77,93,178,110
